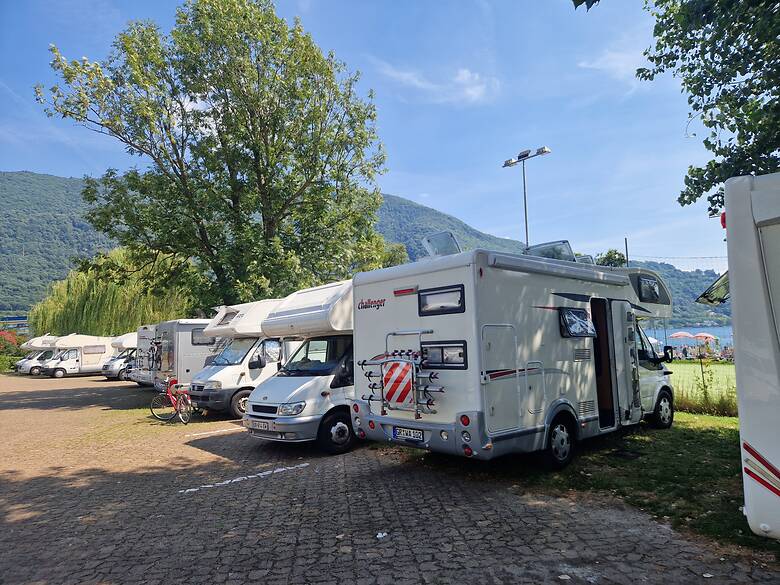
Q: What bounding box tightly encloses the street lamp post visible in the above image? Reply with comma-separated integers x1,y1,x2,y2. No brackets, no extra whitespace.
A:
502,146,551,247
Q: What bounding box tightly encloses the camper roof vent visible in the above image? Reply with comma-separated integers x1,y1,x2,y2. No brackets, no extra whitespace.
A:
421,231,462,257
525,240,577,263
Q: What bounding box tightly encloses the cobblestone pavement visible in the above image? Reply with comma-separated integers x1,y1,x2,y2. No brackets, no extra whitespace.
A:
0,375,778,585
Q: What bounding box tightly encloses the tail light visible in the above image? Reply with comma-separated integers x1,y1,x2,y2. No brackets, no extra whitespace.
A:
357,429,366,439
352,403,359,413
368,420,375,430
463,445,474,457
721,211,726,229
460,414,470,426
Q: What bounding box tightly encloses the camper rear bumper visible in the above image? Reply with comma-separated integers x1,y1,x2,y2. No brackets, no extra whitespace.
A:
350,401,493,459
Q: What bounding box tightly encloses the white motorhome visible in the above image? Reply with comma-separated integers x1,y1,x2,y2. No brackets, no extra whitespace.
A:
243,280,356,454
102,332,138,381
189,300,285,418
716,172,780,540
153,319,215,391
16,334,59,375
41,334,116,378
350,245,674,468
130,324,157,387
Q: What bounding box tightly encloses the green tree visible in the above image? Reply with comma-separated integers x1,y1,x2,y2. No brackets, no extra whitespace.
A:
639,0,780,215
596,249,627,267
28,249,193,336
36,0,395,308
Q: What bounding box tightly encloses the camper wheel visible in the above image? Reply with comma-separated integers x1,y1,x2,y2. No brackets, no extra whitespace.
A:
317,409,355,455
29,366,41,376
541,415,576,470
230,389,252,419
52,368,66,379
117,369,127,381
651,389,674,429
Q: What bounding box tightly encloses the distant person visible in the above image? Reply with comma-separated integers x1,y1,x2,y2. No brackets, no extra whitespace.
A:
682,346,688,359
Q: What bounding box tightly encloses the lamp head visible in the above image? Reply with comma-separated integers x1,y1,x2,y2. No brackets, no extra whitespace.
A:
517,149,532,160
536,146,551,156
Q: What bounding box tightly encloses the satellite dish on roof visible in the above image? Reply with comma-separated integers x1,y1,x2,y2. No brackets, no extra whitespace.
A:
421,231,462,257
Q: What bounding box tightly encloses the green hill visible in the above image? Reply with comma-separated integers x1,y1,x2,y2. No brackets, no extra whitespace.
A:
0,170,729,326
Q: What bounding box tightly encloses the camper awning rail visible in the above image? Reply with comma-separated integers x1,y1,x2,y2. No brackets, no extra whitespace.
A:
487,253,630,286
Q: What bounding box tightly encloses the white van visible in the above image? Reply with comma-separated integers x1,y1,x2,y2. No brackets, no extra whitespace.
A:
16,334,59,375
244,280,356,454
351,244,674,468
153,319,215,391
130,324,157,387
189,300,285,418
41,334,116,378
704,172,780,540
103,332,138,381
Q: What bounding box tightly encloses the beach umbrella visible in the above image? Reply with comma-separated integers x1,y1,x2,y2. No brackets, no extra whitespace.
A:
694,332,718,341
669,331,695,339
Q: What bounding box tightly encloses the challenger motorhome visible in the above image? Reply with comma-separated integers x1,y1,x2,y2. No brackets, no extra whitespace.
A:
244,280,355,454
16,334,59,375
130,324,157,387
351,240,674,468
189,300,285,418
152,319,215,391
713,172,780,540
102,332,138,381
41,334,115,378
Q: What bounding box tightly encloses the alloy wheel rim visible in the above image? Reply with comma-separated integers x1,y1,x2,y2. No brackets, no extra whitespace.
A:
660,397,672,424
330,421,350,445
551,423,570,461
238,396,248,413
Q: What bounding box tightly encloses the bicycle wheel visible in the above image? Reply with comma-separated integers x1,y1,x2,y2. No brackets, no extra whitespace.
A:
177,394,192,425
150,392,177,421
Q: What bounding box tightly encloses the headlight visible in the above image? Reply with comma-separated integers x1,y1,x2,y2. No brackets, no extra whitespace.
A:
203,380,222,390
278,401,306,416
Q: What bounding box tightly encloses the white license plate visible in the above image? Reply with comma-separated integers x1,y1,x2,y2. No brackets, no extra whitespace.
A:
245,419,270,431
394,426,423,441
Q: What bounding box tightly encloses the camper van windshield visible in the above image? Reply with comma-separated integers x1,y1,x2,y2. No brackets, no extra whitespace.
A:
279,335,352,377
212,337,258,366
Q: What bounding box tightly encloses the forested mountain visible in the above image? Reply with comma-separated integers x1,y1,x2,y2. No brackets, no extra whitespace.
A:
0,170,729,325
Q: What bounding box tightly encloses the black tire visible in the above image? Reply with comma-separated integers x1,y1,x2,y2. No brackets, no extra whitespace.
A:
150,393,177,421
317,409,355,455
52,368,66,379
177,394,192,425
117,369,127,381
651,390,674,429
541,416,576,470
230,389,252,419
29,366,41,376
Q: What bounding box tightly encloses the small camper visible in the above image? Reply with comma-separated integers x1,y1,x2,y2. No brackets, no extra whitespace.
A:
351,245,674,468
102,332,138,381
244,280,355,453
16,334,59,375
41,334,116,378
719,172,780,540
130,324,157,387
152,319,215,391
189,300,285,418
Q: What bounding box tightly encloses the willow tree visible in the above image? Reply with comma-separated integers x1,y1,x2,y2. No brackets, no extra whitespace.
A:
36,0,402,308
28,249,193,336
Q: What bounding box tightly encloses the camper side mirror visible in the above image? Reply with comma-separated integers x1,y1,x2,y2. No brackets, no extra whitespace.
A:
249,355,267,370
663,345,674,363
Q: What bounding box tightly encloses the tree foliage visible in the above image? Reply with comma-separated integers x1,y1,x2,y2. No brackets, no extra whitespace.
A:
36,0,397,308
595,249,627,267
28,249,192,336
639,0,780,214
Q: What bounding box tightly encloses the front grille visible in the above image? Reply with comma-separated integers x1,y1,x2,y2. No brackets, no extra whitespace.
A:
190,384,204,393
252,404,278,414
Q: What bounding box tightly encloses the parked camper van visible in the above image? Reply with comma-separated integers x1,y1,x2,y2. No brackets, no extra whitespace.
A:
130,324,157,387
189,300,285,418
41,334,116,378
103,332,138,380
16,334,58,375
351,245,674,468
153,319,215,391
244,280,356,453
720,173,780,540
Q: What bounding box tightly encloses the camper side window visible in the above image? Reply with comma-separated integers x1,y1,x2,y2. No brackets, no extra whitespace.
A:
83,345,107,354
191,328,216,346
418,285,465,316
421,341,468,370
638,276,661,303
559,308,596,338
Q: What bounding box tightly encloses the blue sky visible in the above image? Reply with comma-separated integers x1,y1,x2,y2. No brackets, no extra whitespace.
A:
0,0,727,271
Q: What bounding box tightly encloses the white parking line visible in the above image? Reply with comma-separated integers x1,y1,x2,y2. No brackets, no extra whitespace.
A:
178,463,311,494
185,427,244,438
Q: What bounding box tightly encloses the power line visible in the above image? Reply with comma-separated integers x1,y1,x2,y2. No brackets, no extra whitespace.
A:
631,255,727,260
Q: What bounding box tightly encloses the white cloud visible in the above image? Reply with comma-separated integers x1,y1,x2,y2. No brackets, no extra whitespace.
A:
372,58,499,105
577,30,651,94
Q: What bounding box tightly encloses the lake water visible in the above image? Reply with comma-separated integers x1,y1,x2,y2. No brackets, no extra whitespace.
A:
645,325,734,348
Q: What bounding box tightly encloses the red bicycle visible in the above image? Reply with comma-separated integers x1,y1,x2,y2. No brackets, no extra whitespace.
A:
150,379,193,424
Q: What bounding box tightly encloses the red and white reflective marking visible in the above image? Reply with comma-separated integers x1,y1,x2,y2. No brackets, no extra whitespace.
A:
383,361,414,405
743,441,780,498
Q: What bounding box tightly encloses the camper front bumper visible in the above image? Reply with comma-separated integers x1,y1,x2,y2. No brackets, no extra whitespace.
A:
188,385,232,411
243,413,321,443
350,400,490,459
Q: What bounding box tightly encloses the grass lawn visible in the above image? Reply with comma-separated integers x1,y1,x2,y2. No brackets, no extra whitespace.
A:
669,360,738,416
403,412,779,559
